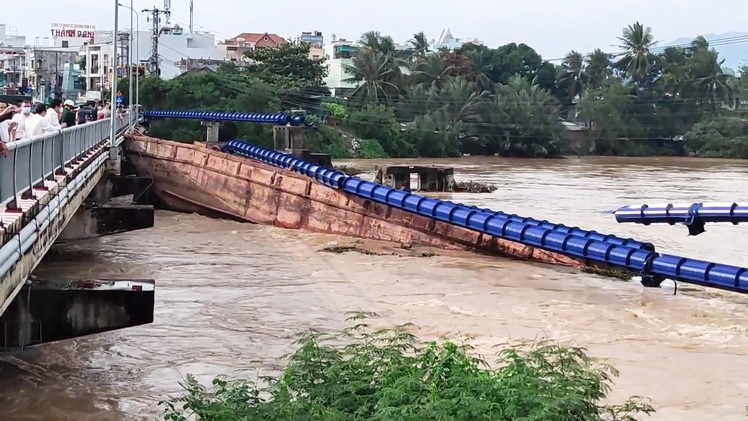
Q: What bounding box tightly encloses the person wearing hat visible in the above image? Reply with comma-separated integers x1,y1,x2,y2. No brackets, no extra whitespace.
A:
60,99,77,128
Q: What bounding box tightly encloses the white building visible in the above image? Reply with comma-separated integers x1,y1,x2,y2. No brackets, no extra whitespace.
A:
158,26,224,79
79,26,224,91
323,39,360,96
0,24,27,88
431,28,483,51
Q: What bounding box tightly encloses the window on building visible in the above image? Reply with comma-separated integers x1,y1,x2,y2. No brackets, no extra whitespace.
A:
62,41,69,48
91,54,99,73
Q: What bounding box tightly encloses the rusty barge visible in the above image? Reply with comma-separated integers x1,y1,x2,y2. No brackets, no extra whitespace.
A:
122,133,585,268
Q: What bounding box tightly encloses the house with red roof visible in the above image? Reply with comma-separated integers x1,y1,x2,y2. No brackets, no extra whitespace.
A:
218,32,286,62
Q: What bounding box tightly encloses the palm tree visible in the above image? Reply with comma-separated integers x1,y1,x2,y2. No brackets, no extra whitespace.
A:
585,49,613,89
689,47,734,105
409,54,454,88
408,32,430,59
343,49,400,104
429,76,487,122
615,21,659,87
358,31,397,56
485,76,563,156
657,47,688,96
558,50,590,101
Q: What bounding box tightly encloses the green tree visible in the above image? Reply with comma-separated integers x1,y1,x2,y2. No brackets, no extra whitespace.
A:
244,42,327,86
162,313,655,421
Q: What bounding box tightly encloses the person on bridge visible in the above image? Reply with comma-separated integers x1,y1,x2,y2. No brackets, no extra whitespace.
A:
24,103,58,137
60,100,76,128
10,101,31,140
46,99,63,130
0,101,15,123
0,102,13,157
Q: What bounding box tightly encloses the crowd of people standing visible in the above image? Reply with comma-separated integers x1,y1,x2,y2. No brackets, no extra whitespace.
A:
0,99,117,157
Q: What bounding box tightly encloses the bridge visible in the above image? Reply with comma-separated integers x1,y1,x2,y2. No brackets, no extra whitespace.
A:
0,113,155,352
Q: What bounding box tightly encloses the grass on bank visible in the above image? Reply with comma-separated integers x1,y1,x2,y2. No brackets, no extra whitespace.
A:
161,312,654,421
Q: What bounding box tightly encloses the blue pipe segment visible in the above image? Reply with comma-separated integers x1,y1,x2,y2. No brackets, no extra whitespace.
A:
219,140,748,293
142,110,305,126
463,205,654,250
615,202,748,236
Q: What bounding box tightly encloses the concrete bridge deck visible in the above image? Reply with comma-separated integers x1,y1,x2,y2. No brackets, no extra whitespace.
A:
0,113,155,351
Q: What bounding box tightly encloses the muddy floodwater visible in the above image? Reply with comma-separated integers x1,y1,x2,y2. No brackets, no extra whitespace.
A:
1,156,748,420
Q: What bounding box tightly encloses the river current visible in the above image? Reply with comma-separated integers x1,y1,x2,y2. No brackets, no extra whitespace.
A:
1,156,747,420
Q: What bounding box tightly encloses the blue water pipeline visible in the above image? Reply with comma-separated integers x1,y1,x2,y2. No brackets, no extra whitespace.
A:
615,202,748,235
142,110,306,126
221,140,748,293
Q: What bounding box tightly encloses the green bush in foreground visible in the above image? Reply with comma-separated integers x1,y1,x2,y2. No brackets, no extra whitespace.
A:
162,312,654,420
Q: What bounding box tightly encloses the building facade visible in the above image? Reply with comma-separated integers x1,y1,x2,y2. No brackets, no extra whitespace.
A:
298,31,323,60
25,47,80,100
323,39,360,96
0,24,27,91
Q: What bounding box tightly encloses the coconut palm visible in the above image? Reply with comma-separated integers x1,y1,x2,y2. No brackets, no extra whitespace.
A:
689,47,734,104
409,54,454,88
484,76,564,156
558,50,590,100
408,32,430,58
615,21,659,87
585,49,613,89
343,48,400,104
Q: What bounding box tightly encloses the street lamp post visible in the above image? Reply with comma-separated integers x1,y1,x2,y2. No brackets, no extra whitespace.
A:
118,2,140,113
109,0,118,154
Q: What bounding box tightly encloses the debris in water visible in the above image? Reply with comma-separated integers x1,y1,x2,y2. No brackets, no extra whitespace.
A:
319,243,436,258
581,266,636,281
455,180,497,193
334,165,363,176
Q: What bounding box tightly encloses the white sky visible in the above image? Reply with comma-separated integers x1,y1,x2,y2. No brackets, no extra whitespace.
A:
10,0,748,61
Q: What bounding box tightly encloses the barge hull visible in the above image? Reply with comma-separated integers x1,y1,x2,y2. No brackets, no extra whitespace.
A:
123,135,584,267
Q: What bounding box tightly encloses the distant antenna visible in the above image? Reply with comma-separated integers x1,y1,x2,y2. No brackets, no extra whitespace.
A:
189,0,194,33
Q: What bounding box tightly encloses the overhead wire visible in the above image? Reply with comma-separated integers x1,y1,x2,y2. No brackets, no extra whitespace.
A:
145,17,743,139
150,39,742,138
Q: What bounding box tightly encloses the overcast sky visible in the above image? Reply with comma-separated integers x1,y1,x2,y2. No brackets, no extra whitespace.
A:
13,0,748,61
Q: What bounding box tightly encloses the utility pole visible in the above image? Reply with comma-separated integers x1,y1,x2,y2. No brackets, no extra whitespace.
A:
110,0,120,170
189,0,194,33
117,31,130,80
142,6,170,75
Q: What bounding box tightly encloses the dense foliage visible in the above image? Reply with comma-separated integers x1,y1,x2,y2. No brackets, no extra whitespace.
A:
162,313,654,420
138,23,748,159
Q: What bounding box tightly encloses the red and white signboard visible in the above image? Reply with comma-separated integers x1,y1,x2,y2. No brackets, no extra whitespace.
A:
50,23,96,39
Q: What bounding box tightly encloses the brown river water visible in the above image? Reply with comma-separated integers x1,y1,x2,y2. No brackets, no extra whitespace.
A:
1,156,748,420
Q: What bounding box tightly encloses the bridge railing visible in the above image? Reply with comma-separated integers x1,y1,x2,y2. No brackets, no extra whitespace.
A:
0,113,136,209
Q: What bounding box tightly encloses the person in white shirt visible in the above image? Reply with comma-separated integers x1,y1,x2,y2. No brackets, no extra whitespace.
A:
46,99,63,130
11,101,32,140
24,103,57,137
0,102,11,157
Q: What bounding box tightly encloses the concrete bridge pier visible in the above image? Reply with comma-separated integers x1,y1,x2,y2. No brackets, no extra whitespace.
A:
57,168,155,242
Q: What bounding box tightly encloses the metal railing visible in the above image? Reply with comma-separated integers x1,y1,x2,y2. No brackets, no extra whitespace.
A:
0,113,135,209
